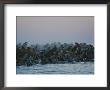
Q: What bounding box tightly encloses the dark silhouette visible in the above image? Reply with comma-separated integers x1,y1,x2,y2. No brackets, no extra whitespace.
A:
16,42,94,66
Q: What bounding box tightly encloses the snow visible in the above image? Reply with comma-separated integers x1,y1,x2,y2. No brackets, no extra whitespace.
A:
16,62,94,74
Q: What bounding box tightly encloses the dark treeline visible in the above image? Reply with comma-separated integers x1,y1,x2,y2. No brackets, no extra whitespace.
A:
16,42,94,66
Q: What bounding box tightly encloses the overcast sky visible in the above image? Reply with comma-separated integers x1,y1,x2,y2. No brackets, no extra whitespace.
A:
17,16,94,45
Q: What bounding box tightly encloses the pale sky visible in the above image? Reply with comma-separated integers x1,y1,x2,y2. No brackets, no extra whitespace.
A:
17,16,94,45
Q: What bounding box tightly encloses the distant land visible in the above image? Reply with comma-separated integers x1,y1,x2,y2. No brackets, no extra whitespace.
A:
16,42,94,66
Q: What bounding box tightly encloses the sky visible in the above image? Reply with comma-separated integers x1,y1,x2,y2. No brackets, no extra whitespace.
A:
17,16,94,45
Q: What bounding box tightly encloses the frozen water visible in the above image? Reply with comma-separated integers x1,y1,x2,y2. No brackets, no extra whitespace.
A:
16,62,94,74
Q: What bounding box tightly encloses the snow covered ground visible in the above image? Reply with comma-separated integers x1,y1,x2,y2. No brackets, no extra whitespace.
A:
16,62,94,74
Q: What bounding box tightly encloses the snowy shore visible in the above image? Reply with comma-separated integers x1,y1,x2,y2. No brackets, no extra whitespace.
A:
16,62,94,74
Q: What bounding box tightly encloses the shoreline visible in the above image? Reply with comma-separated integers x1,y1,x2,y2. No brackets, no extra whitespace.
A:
16,62,94,74
16,61,94,67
